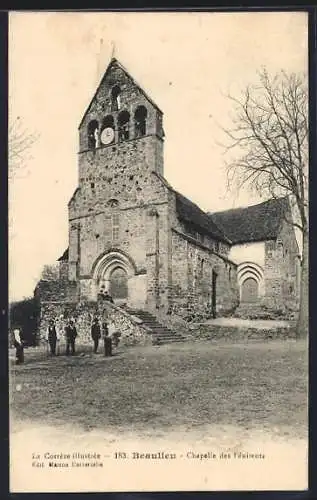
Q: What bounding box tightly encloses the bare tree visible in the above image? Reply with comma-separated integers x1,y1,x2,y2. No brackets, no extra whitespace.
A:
9,115,38,179
221,68,308,338
9,115,39,243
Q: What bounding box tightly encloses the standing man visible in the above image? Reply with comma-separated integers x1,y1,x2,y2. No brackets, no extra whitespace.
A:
47,319,58,356
13,327,24,364
65,319,78,356
102,319,112,357
91,317,101,354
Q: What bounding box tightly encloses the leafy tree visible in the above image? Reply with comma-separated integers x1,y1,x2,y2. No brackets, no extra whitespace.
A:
9,297,40,346
40,264,59,281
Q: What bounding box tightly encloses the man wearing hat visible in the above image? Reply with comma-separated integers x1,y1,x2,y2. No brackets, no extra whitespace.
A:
91,316,101,353
47,319,58,356
65,319,78,356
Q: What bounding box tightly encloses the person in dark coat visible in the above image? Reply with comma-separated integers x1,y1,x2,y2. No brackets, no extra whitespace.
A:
47,319,58,355
65,319,77,356
91,317,101,353
102,320,112,357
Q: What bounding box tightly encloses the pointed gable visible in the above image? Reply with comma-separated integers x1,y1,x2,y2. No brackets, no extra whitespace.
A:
78,58,162,130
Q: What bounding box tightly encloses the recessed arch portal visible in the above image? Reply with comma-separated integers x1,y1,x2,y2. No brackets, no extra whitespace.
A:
91,250,137,303
237,262,264,303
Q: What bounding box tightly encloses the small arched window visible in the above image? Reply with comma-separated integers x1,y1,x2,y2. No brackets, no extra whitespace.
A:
134,105,148,138
200,258,205,278
87,120,99,149
112,212,120,242
107,199,120,242
108,198,119,208
111,85,121,111
118,110,130,141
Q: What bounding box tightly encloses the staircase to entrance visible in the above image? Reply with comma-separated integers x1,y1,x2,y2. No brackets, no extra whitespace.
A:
124,307,186,345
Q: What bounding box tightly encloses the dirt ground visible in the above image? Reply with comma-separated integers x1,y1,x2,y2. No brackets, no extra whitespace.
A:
9,339,308,492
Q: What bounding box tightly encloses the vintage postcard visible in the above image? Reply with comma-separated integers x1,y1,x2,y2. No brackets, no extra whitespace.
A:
9,11,309,492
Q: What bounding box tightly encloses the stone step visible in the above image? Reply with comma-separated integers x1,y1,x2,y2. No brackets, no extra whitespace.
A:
154,336,186,342
122,306,186,345
152,332,183,338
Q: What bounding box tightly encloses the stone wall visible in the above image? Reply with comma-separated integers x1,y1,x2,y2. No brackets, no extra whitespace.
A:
67,58,168,305
69,151,169,279
229,241,266,268
264,217,299,310
185,323,296,342
170,229,239,318
41,58,242,321
35,280,78,303
278,218,300,309
39,300,152,347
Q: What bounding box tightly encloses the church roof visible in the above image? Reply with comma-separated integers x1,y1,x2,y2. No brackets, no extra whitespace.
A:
209,197,289,245
57,248,69,261
79,57,162,129
175,192,230,243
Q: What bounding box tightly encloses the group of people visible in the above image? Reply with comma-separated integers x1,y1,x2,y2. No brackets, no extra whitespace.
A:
45,317,113,357
97,288,114,303
91,317,112,356
12,313,115,365
46,319,78,356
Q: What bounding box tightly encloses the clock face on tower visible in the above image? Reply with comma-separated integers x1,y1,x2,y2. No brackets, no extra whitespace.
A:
101,127,115,145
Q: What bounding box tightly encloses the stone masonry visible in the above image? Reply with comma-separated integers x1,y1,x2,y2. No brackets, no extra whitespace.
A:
36,57,239,337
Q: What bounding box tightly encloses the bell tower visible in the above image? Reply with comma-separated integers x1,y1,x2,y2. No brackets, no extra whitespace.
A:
77,58,164,195
67,58,166,292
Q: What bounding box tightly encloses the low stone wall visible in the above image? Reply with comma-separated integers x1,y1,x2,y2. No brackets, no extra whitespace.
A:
39,300,152,347
183,324,296,342
153,310,296,342
35,279,79,302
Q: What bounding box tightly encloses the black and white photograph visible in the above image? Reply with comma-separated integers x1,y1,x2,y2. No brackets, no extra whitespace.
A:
9,11,308,492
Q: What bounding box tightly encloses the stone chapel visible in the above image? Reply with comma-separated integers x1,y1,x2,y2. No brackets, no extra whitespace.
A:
35,57,300,328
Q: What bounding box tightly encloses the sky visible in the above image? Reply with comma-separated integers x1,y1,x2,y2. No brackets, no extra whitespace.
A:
8,11,308,301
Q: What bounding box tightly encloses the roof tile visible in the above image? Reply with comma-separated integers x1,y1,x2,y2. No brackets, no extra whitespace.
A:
209,197,289,244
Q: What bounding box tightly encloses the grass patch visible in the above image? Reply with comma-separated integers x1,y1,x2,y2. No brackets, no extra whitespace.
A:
10,340,307,438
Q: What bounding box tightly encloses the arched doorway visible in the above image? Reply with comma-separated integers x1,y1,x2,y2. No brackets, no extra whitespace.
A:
92,250,147,308
241,278,258,303
109,267,128,300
